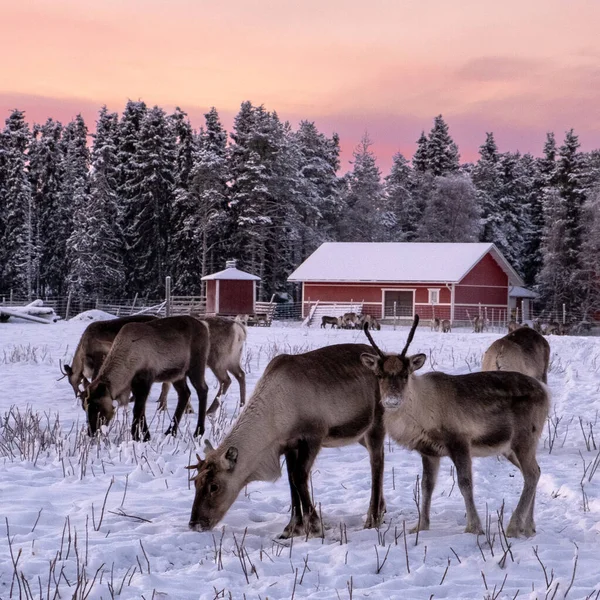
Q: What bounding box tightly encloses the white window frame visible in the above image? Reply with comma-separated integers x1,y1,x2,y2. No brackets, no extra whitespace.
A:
428,288,440,305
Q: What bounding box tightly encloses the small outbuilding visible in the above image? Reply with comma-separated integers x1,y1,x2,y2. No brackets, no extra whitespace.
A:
509,286,538,321
287,242,523,324
202,260,260,316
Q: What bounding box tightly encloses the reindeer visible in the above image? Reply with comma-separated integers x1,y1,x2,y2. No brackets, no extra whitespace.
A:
466,310,484,333
60,315,170,408
84,316,209,441
482,326,550,384
360,316,549,537
431,317,441,332
507,320,519,333
441,319,452,333
187,344,386,538
359,314,381,331
321,315,340,329
341,312,359,329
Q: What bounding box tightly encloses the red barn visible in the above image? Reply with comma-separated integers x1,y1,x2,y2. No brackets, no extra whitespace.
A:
287,242,523,324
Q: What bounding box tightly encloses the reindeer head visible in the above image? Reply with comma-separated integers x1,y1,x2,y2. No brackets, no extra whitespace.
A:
188,440,240,531
83,380,115,435
360,315,425,409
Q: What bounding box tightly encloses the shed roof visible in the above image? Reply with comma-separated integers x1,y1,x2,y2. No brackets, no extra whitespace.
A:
201,266,260,281
287,242,523,286
509,286,538,299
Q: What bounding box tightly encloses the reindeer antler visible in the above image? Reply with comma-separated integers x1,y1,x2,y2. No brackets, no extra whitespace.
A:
400,315,420,357
56,359,68,381
363,322,385,358
185,453,204,471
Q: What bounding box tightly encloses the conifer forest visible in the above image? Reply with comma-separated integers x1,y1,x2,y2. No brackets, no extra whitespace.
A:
1,102,599,318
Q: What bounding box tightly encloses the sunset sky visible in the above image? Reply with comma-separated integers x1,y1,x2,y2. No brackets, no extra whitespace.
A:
2,0,600,172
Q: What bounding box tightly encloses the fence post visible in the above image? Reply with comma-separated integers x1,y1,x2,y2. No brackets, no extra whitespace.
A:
65,291,72,321
165,276,172,318
131,292,138,315
562,304,566,325
393,301,397,331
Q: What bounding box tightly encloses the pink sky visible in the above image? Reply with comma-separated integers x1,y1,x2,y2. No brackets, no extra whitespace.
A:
2,0,600,172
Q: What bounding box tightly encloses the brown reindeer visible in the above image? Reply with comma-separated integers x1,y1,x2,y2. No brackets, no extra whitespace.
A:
84,316,209,441
482,327,550,383
466,310,484,333
187,344,386,538
360,317,549,537
61,315,170,407
341,312,359,329
507,320,519,333
431,317,441,332
321,315,340,329
359,314,381,331
441,319,452,333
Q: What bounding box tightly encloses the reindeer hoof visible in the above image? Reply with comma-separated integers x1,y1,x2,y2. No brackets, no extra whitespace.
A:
280,519,304,539
465,523,484,535
193,426,204,438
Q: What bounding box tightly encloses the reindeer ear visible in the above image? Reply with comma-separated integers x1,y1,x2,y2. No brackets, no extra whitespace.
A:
361,353,379,372
410,353,426,372
224,447,238,471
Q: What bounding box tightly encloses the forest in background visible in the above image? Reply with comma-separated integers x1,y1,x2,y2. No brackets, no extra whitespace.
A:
1,102,599,317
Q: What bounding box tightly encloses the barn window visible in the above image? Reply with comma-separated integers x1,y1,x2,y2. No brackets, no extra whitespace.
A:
428,288,440,305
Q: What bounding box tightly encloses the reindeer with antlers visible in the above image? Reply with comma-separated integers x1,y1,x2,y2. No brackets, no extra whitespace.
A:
360,316,549,537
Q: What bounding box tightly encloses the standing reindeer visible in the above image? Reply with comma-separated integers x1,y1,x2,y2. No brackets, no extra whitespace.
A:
187,344,386,538
482,326,550,383
431,317,441,332
60,315,170,407
157,317,246,414
321,315,340,329
360,316,549,537
84,316,210,441
441,319,452,333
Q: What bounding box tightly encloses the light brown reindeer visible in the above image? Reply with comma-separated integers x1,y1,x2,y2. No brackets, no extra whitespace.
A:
360,316,549,537
84,316,209,441
466,310,484,333
186,344,386,538
507,320,519,333
482,326,550,383
431,317,441,332
60,315,170,408
441,319,452,333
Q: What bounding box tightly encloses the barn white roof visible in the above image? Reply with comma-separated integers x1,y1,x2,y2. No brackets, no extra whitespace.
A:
287,242,523,285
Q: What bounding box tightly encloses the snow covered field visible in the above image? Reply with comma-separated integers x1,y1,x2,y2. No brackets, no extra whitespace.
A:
1,319,599,600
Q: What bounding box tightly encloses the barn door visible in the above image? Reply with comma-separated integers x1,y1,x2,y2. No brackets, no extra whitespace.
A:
383,290,414,319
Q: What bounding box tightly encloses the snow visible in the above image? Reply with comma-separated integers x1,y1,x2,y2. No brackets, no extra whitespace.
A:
287,242,523,286
69,309,118,322
201,266,261,281
1,320,599,599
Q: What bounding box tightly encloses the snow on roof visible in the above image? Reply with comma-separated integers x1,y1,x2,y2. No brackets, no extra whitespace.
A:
287,242,523,285
509,286,538,299
201,266,260,281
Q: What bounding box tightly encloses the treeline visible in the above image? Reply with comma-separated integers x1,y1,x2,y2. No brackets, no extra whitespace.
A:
0,103,599,315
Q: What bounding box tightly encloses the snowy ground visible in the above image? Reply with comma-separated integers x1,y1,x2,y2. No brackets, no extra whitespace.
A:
1,319,599,600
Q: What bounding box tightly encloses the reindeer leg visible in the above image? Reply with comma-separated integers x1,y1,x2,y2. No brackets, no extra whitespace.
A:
130,373,152,442
447,441,482,534
187,366,209,439
506,445,540,538
156,382,170,412
231,366,246,407
363,422,386,529
165,378,193,437
410,454,440,533
206,369,231,415
281,448,304,539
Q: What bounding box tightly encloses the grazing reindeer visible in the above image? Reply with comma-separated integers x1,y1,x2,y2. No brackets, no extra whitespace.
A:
507,320,519,333
360,316,549,537
431,317,441,332
482,327,550,383
359,314,381,331
60,315,170,407
187,344,386,538
544,321,561,336
341,312,359,329
321,315,340,329
84,316,209,441
441,319,452,333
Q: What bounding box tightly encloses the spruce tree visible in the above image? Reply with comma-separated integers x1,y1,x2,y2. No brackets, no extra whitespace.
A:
413,131,429,173
125,106,176,295
29,118,65,296
1,110,36,297
426,115,460,176
382,152,419,241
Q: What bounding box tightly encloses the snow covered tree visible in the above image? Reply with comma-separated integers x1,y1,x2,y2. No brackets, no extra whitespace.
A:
171,107,229,293
382,152,420,241
426,115,460,176
125,106,176,295
579,189,600,319
339,133,383,241
28,118,65,296
416,175,480,242
290,120,341,264
412,131,429,173
62,115,92,298
1,110,36,297
68,107,125,298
